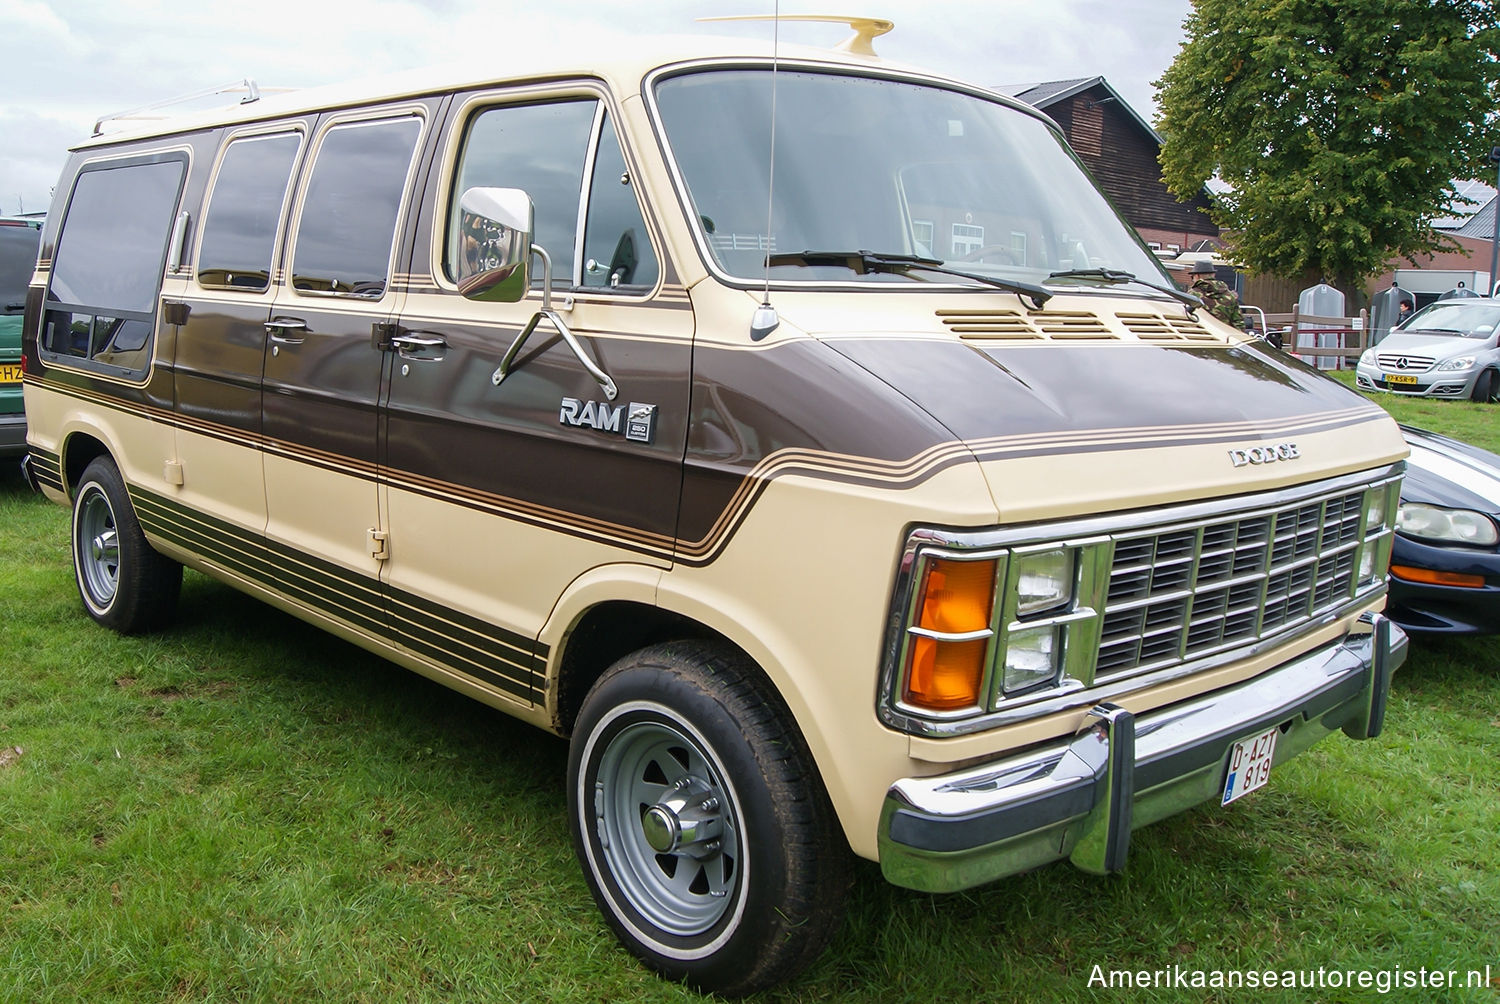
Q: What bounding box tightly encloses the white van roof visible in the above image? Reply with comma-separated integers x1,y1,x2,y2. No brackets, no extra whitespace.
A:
78,28,975,148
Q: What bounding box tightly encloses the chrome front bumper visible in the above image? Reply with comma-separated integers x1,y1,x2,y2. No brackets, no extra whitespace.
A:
878,613,1406,893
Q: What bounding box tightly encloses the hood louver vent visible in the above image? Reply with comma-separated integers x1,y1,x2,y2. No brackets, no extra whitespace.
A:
1032,310,1113,337
936,309,1039,338
937,307,1229,343
1115,312,1218,341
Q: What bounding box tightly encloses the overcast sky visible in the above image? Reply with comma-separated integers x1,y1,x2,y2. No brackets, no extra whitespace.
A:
0,0,1194,216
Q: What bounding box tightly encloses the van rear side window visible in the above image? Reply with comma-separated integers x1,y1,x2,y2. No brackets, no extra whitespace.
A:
198,132,302,291
291,117,420,297
42,154,187,376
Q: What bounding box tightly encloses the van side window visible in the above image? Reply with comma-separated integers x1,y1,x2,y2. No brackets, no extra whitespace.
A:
42,154,187,376
291,117,420,297
198,132,302,291
580,113,659,290
445,100,596,287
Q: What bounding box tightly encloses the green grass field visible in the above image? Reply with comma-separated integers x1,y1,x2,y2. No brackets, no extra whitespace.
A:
1,372,1497,1002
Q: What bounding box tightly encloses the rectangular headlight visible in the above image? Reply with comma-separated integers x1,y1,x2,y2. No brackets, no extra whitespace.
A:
1002,624,1059,694
1014,547,1074,615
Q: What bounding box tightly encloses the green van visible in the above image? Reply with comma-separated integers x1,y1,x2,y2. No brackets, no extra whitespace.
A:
1,217,42,459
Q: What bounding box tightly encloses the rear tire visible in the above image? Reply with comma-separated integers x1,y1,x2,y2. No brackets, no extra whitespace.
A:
71,457,181,633
568,641,849,996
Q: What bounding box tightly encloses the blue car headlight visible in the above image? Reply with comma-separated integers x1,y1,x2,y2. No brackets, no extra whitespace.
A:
1396,502,1499,545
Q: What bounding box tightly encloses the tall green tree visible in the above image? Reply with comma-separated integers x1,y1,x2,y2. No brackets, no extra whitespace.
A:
1156,0,1500,293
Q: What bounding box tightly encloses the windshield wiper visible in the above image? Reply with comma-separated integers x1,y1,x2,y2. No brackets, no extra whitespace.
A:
1046,267,1202,312
767,250,1052,309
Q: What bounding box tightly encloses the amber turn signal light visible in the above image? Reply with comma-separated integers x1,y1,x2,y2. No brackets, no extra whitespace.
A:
902,558,996,711
1389,564,1485,589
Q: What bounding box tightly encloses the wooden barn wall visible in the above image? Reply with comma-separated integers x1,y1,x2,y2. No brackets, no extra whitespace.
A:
1241,272,1321,312
1047,85,1220,240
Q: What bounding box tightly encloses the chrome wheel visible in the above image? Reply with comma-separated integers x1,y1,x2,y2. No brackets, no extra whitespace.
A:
591,707,742,939
69,457,182,633
568,642,849,995
75,483,120,611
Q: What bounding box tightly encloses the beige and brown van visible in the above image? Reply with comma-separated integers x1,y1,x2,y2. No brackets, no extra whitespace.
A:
20,22,1407,995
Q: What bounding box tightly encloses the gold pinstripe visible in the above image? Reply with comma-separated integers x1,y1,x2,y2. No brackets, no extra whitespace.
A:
23,373,1393,566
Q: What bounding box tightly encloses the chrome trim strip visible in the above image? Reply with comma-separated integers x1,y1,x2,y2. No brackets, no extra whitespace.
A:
907,626,994,643
911,464,1402,554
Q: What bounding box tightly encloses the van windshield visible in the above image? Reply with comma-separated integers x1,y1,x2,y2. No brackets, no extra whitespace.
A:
653,68,1167,289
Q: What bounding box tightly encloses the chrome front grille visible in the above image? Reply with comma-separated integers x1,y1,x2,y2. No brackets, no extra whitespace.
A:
880,466,1403,738
1096,489,1366,680
1375,353,1434,371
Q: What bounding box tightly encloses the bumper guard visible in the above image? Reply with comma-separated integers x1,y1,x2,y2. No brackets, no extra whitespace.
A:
878,612,1405,892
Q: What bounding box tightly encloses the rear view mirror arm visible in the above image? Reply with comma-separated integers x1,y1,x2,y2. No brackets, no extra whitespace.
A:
491,245,618,401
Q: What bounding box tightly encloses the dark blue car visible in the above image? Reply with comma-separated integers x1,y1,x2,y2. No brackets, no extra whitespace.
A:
1388,425,1500,634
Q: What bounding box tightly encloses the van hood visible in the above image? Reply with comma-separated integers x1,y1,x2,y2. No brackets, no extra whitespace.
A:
789,298,1405,520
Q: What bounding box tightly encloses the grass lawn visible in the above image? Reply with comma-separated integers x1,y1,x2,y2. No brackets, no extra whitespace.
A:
1,371,1497,1002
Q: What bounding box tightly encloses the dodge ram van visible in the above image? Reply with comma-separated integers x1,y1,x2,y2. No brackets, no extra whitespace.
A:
21,21,1407,995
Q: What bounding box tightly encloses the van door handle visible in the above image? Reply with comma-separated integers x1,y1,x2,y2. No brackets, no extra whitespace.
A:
265,317,308,344
389,331,448,361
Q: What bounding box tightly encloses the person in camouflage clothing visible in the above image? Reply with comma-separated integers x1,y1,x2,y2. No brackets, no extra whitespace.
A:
1188,259,1244,328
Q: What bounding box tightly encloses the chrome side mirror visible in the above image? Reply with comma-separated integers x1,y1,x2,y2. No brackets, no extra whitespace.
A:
456,186,532,302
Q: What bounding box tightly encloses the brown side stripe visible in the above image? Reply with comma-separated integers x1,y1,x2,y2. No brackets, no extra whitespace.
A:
27,376,1394,570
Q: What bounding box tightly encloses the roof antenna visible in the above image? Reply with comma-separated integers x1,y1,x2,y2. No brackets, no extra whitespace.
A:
749,0,781,341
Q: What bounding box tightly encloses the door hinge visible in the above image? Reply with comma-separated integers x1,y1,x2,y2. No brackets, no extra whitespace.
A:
163,301,191,326
372,321,399,351
368,528,390,561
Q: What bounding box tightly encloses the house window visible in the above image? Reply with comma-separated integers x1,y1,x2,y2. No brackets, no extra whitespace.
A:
952,223,984,257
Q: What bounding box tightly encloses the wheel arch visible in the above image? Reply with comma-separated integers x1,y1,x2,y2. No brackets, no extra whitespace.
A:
553,598,732,737
542,564,895,861
60,429,113,497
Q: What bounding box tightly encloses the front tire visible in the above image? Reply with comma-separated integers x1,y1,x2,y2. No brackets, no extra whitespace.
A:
71,457,181,633
1473,369,1498,403
568,641,849,996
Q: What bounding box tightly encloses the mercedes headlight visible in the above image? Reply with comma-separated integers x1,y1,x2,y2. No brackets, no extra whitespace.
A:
1436,356,1477,372
1397,503,1499,545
